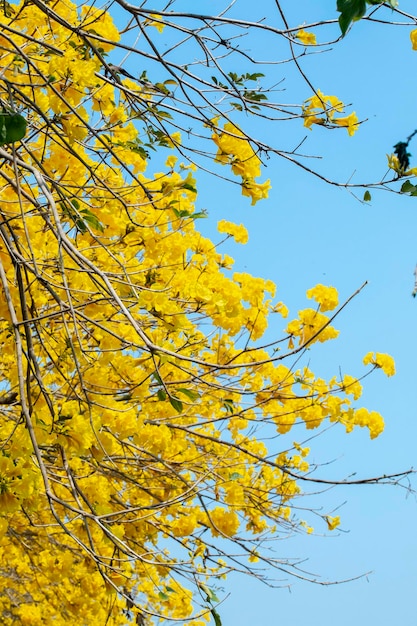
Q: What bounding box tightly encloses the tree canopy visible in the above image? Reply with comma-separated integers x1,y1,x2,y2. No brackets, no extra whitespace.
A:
0,1,415,624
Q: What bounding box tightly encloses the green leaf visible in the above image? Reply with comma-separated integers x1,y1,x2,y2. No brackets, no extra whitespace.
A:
154,110,173,120
210,608,222,626
158,591,170,600
223,399,235,414
363,190,372,201
245,72,265,81
337,0,367,35
152,372,163,385
401,180,415,192
206,588,220,603
172,208,192,218
176,387,200,401
173,208,207,220
0,113,27,145
243,91,267,102
157,389,166,401
181,182,197,193
80,208,104,232
401,180,417,196
169,396,183,413
61,199,104,233
154,82,170,94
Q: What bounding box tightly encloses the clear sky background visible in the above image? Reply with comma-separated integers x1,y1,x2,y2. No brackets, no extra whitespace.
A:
114,1,417,623
177,2,417,624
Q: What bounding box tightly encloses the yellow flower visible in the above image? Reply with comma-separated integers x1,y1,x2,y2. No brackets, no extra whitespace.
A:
81,6,121,51
304,90,344,116
286,308,339,346
302,91,358,135
61,115,88,143
217,219,249,244
272,301,289,317
368,410,385,439
166,131,182,147
410,28,417,50
341,374,362,400
211,122,270,204
241,178,271,205
210,507,240,537
303,114,325,130
165,155,178,169
170,514,197,537
146,13,165,32
363,352,395,377
296,29,317,45
325,515,340,531
92,82,116,116
387,153,402,173
334,112,359,136
306,284,338,312
352,407,384,438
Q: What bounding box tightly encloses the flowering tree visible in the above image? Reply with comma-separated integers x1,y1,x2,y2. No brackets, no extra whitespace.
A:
0,0,414,624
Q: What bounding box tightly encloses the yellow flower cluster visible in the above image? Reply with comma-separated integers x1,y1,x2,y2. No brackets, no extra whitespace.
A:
217,219,249,244
302,89,359,136
212,122,271,204
325,515,341,531
286,308,339,347
387,153,417,177
296,29,317,45
351,407,385,439
339,374,363,401
0,1,393,623
363,352,396,377
146,12,165,32
387,152,402,174
210,507,240,537
272,301,289,317
306,283,339,312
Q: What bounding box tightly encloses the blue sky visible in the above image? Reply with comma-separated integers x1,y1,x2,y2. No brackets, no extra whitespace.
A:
184,2,417,624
